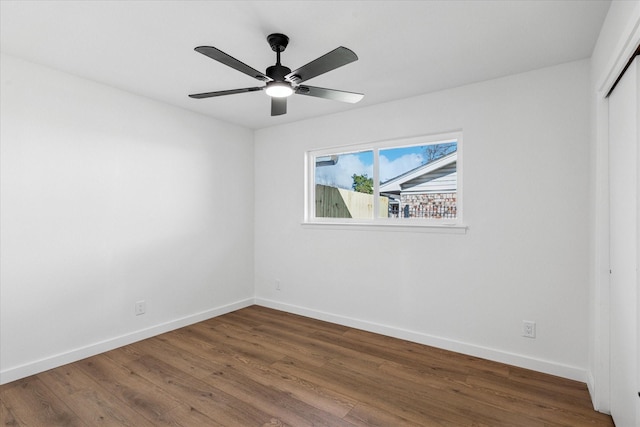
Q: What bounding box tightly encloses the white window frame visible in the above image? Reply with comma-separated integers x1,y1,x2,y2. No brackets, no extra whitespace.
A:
303,131,466,233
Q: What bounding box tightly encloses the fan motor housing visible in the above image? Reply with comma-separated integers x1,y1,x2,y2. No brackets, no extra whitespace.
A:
266,64,291,81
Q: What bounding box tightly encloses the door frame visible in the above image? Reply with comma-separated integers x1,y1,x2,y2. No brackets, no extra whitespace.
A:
591,13,640,413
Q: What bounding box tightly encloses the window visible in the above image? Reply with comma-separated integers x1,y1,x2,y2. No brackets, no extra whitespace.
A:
305,132,463,228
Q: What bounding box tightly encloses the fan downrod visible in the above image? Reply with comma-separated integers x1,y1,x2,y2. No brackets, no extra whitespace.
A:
267,33,289,53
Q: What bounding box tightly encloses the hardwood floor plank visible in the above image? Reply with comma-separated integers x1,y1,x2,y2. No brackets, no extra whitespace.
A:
38,364,156,426
102,342,146,365
183,321,288,365
333,349,575,427
330,357,539,426
75,353,183,424
312,329,472,379
202,343,357,419
0,395,18,426
122,353,277,426
343,402,426,427
272,356,469,425
213,319,328,368
201,362,357,427
506,364,593,400
157,403,225,427
0,306,613,426
113,336,218,381
165,323,289,372
0,377,83,426
252,322,388,367
240,305,351,335
343,328,490,365
157,324,359,419
466,371,609,417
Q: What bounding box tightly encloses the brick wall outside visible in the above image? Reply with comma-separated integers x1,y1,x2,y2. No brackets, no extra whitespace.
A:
399,192,457,219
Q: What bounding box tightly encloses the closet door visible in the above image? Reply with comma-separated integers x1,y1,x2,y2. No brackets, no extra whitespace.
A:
608,56,639,427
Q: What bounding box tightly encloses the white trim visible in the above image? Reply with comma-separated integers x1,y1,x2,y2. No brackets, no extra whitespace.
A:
592,94,612,412
308,131,462,157
301,221,467,234
591,7,640,413
597,14,640,94
0,298,255,385
255,298,587,382
587,370,612,416
373,148,381,218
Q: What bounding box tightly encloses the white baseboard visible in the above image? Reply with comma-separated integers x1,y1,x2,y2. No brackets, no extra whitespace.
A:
3,297,588,386
255,298,588,383
0,298,254,385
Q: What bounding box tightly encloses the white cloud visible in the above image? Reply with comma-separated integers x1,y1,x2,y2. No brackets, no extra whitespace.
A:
315,154,372,190
379,153,424,182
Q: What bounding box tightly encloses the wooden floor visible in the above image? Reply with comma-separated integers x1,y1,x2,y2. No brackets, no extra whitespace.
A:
1,306,613,426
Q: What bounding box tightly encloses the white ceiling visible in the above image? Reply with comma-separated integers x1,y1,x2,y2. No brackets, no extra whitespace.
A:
0,1,611,130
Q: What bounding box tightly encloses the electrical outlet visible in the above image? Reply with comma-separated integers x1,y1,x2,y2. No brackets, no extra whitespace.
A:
135,300,146,316
522,320,536,338
275,279,281,291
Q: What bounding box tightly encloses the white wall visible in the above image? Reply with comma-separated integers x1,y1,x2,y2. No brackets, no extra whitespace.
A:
254,59,591,381
0,54,255,384
0,49,600,386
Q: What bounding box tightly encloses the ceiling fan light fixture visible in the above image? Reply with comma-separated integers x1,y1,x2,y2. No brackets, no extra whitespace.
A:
265,81,294,98
189,34,362,116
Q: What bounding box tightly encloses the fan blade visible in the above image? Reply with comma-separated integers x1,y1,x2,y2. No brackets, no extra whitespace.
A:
295,85,364,103
285,47,358,84
271,97,287,116
189,87,264,99
195,46,270,82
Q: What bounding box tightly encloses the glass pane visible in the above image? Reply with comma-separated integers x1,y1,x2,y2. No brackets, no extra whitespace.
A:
314,150,377,219
379,142,457,219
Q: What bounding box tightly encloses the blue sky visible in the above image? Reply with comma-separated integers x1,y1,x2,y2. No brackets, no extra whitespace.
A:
315,142,456,190
382,146,426,162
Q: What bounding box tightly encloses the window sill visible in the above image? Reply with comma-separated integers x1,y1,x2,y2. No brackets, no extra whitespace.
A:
301,221,468,234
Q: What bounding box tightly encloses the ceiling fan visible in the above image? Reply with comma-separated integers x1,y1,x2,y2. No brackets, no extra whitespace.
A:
189,33,364,116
